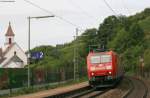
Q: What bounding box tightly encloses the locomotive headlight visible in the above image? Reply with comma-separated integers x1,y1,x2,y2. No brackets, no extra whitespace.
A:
90,67,96,71
108,71,112,74
106,66,112,70
91,72,94,76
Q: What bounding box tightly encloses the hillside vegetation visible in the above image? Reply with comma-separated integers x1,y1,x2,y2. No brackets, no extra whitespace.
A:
30,8,150,74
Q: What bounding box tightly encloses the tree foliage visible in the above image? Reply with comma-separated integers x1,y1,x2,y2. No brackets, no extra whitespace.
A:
30,8,150,73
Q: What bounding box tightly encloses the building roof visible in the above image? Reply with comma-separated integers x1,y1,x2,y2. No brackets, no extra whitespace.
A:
11,55,23,63
0,58,6,64
5,22,15,36
0,48,2,57
3,55,23,68
0,43,27,68
3,43,15,56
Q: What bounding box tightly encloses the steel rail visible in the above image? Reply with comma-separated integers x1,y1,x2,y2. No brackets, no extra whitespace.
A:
122,77,134,98
138,78,148,98
84,89,109,98
45,86,91,98
68,88,95,98
122,77,148,98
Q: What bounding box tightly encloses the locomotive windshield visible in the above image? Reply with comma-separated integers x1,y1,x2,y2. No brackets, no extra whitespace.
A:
101,55,112,63
90,54,112,64
91,56,101,64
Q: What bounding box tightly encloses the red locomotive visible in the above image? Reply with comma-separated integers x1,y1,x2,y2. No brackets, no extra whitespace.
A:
87,50,124,87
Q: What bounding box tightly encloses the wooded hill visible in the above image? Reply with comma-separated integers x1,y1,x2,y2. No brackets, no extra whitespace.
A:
30,8,150,73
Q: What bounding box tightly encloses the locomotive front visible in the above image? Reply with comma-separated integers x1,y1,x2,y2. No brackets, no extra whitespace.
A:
87,51,115,87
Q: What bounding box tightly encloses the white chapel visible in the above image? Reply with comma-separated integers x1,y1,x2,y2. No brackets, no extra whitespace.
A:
0,22,27,68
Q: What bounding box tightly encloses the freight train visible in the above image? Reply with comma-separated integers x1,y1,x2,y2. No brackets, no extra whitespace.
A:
87,50,124,87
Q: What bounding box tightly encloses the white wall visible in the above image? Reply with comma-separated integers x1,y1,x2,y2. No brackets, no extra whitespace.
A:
4,61,23,68
1,43,27,68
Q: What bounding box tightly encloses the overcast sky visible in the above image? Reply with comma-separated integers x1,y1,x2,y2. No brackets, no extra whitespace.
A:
0,0,150,51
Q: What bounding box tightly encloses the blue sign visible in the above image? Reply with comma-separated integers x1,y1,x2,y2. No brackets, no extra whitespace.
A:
31,52,44,59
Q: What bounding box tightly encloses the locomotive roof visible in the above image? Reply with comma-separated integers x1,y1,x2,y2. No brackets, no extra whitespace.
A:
88,50,117,56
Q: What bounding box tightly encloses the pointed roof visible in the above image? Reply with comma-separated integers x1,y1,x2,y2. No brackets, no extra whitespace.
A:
0,48,2,57
11,55,23,63
0,58,6,64
5,22,15,36
3,55,23,68
3,43,15,56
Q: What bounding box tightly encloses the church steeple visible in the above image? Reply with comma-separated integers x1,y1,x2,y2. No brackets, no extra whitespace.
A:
5,22,15,36
5,22,15,45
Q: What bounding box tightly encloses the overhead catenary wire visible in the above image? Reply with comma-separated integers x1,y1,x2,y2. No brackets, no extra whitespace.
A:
122,0,131,16
66,0,98,22
102,0,117,15
23,0,84,30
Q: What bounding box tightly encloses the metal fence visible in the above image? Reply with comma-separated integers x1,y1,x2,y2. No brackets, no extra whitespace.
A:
0,65,87,90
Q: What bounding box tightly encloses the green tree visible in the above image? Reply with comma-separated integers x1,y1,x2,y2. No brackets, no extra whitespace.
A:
129,23,144,45
97,15,119,46
108,28,129,53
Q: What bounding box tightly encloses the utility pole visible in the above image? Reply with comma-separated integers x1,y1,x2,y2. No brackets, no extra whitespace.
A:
27,17,31,88
73,29,97,80
27,15,54,88
73,28,79,80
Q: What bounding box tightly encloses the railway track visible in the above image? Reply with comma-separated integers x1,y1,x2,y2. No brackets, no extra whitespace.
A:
123,77,148,98
46,86,109,98
67,88,109,98
13,77,148,98
45,86,91,98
